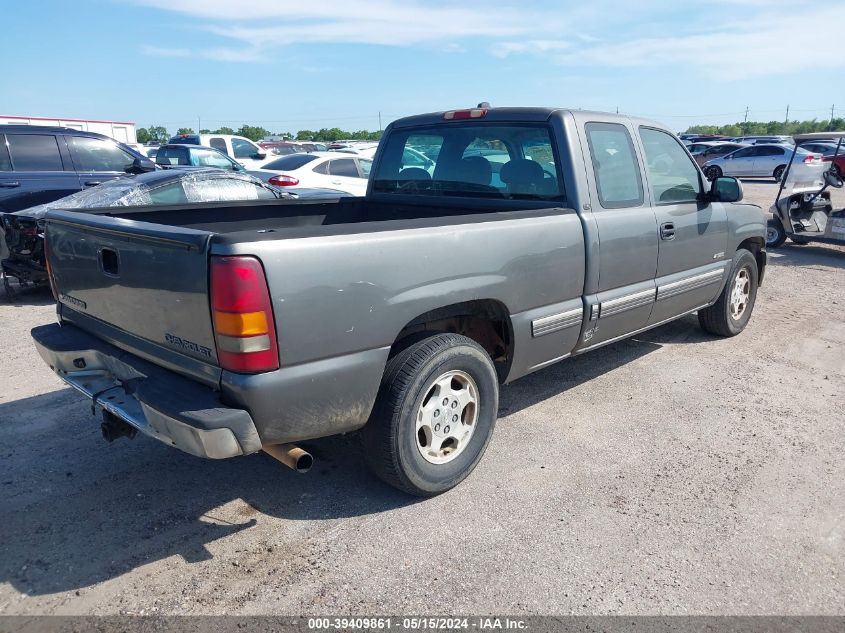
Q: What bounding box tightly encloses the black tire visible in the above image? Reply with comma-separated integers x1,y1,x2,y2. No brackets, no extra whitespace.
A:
789,236,809,245
705,165,722,181
362,333,499,496
773,165,786,182
765,218,787,248
698,249,758,337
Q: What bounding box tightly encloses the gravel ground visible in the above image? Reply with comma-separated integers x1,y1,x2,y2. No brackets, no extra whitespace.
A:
0,181,843,616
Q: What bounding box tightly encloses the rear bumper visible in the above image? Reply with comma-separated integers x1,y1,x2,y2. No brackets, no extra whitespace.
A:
31,323,261,459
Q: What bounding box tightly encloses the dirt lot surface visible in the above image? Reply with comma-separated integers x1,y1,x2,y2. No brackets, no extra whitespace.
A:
1,181,843,615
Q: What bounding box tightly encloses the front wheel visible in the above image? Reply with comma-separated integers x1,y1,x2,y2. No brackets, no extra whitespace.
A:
698,249,759,337
705,166,722,181
363,333,499,496
766,218,786,248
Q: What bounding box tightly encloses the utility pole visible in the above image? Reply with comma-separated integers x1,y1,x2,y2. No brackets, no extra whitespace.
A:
743,106,749,122
616,106,619,114
784,105,789,124
197,115,201,133
378,111,382,132
832,104,836,123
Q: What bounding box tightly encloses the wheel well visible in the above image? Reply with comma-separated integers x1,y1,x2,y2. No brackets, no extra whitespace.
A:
392,300,514,382
738,237,766,286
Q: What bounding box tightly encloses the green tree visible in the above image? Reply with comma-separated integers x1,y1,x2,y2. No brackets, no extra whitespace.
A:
214,126,235,135
236,125,270,141
176,127,195,135
296,130,315,141
136,128,151,144
146,126,169,143
686,118,845,137
199,128,211,134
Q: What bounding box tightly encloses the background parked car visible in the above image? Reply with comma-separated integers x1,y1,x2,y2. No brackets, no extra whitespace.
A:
703,144,822,181
0,125,155,215
1,169,294,294
798,140,841,156
691,142,748,168
168,133,267,169
155,144,245,172
251,152,372,195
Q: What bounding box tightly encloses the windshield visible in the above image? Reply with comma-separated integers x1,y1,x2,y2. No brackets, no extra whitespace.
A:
780,146,828,195
371,123,564,201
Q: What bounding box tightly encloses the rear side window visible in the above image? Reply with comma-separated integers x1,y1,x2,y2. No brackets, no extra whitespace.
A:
262,154,319,171
639,127,701,204
209,138,228,154
328,158,359,177
6,134,64,171
69,136,135,172
0,137,11,171
585,122,643,208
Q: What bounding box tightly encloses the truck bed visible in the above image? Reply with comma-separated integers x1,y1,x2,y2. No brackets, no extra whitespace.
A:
85,196,557,237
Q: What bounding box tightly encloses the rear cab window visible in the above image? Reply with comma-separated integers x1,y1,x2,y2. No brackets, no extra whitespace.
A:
156,146,189,166
371,123,564,201
6,134,65,171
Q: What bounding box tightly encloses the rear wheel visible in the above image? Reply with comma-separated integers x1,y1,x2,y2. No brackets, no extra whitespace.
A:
363,333,499,496
698,249,758,337
765,218,786,248
705,165,722,181
773,165,786,181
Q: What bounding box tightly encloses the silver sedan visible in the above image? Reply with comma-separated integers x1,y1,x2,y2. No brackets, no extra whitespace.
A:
702,144,820,181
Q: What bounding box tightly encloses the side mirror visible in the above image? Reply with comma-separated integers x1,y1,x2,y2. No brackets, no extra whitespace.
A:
710,176,743,203
127,157,156,174
252,152,266,160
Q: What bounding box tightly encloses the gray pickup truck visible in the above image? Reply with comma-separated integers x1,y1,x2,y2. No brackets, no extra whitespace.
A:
32,107,767,496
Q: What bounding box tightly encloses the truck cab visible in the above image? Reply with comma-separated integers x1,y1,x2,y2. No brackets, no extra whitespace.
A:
168,134,268,169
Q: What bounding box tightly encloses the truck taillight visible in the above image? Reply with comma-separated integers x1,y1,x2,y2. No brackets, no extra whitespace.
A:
210,256,279,373
443,108,488,120
268,175,299,186
43,229,58,301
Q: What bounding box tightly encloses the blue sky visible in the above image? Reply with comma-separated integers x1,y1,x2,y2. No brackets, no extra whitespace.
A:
3,0,844,134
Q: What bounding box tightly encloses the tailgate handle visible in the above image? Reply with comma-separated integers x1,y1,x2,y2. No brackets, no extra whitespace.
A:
99,247,120,276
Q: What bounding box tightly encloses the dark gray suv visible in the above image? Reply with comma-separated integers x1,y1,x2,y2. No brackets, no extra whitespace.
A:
0,125,154,214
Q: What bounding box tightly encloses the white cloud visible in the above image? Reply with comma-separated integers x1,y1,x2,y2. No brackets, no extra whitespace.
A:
135,0,555,60
493,3,845,80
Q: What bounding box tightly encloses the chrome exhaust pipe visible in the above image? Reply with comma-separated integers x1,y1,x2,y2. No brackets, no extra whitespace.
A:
263,443,313,473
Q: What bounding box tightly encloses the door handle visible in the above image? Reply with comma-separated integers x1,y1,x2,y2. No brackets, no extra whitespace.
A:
84,180,103,187
331,179,342,185
660,222,676,240
0,181,21,188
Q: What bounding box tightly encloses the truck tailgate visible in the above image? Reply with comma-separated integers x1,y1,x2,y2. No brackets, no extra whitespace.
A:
45,210,220,368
